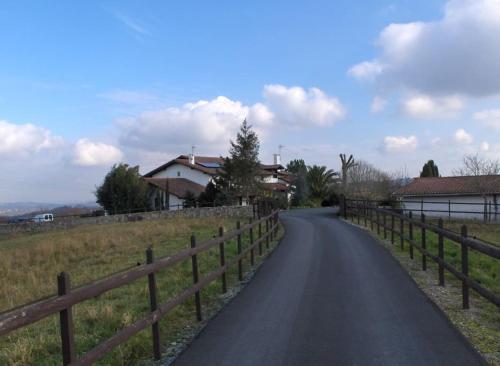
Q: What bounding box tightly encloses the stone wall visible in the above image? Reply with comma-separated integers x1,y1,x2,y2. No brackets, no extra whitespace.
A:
0,206,253,235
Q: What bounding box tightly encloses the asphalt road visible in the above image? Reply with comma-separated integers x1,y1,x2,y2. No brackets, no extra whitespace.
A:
174,208,486,366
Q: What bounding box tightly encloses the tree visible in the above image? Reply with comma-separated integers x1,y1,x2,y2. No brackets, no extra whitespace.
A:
183,191,197,208
340,154,357,193
420,160,439,177
95,164,150,214
453,154,500,176
226,120,261,202
306,165,336,202
346,160,391,200
286,159,309,206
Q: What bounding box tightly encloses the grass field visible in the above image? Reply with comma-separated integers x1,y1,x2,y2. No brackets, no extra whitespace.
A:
0,214,281,365
348,212,500,364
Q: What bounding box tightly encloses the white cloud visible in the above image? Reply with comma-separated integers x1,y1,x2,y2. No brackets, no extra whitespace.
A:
118,85,346,154
73,139,124,167
454,128,473,144
0,120,62,157
113,12,150,36
401,94,464,119
263,84,345,127
370,96,387,113
99,90,158,105
118,96,268,153
474,108,500,130
349,0,500,97
383,135,418,153
480,141,490,152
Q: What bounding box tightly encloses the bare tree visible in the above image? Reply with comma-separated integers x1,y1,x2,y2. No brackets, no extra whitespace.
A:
340,154,357,193
346,160,391,200
453,154,500,176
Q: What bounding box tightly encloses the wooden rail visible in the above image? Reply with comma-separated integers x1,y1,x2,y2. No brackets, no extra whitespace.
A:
340,197,500,309
0,209,280,365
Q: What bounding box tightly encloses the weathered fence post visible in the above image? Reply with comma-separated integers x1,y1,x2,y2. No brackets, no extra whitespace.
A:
370,207,374,231
421,214,427,271
391,214,395,244
219,227,227,294
438,219,445,286
190,235,202,321
357,204,360,225
400,216,404,250
265,217,270,250
461,225,470,309
258,221,263,255
376,210,380,235
237,221,243,281
364,204,367,227
250,220,255,266
383,212,387,239
57,272,76,366
146,248,161,360
409,211,414,259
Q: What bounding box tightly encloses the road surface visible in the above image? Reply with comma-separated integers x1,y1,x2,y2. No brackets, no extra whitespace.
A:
174,208,485,366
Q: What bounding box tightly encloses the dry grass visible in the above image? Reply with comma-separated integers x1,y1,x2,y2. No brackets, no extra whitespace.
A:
0,214,282,365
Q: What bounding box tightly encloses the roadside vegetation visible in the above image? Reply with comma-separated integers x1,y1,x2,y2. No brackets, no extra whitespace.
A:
0,214,282,365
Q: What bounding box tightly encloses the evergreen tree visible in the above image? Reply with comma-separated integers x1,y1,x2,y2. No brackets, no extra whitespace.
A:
420,160,440,177
226,120,261,201
287,159,309,206
95,164,150,214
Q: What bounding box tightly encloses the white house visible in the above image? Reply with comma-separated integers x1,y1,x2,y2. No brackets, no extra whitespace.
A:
393,175,500,221
143,153,291,210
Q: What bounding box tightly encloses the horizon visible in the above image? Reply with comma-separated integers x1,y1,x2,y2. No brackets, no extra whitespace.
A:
2,0,500,202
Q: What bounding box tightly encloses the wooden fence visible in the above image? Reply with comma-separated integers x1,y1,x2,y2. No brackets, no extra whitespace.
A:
0,209,280,365
340,196,500,309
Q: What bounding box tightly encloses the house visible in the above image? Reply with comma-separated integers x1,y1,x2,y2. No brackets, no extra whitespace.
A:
143,153,290,210
393,175,500,221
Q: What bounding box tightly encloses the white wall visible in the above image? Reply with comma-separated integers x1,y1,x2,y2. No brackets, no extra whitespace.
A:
399,194,499,221
262,174,278,183
152,163,211,186
169,194,184,211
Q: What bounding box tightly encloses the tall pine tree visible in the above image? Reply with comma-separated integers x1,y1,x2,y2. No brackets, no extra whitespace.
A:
420,160,440,177
225,119,261,202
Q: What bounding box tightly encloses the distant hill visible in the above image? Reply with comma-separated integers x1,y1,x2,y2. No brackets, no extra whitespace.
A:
0,202,100,218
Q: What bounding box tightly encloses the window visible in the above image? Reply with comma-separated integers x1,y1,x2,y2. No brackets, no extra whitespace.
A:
177,171,181,177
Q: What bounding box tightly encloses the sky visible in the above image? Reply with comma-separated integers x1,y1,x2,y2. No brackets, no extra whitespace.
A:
1,0,500,203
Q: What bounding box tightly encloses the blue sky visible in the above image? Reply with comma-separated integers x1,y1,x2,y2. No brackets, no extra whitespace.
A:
1,0,500,202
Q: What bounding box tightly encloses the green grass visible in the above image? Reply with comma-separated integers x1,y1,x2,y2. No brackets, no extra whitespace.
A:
348,213,500,365
0,215,282,365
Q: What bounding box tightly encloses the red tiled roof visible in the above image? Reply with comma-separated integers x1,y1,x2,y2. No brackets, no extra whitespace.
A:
143,155,224,177
393,175,500,196
144,178,205,198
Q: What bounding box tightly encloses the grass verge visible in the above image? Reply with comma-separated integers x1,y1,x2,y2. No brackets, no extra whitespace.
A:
343,216,500,366
0,214,283,365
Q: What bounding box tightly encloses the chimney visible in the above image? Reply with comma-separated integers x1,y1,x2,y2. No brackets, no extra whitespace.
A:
189,145,196,165
273,153,281,165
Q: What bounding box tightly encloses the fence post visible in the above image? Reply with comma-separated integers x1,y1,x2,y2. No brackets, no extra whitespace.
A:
258,221,263,255
438,219,445,286
364,204,367,227
357,204,360,225
57,272,76,366
461,225,470,309
409,211,414,259
146,248,161,360
421,214,427,271
391,214,395,244
376,210,380,235
265,217,270,250
237,221,243,281
370,207,374,231
400,215,404,250
383,212,387,239
190,235,202,321
250,220,255,266
219,227,227,294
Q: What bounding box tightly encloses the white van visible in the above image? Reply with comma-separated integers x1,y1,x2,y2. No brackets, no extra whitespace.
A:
32,213,54,223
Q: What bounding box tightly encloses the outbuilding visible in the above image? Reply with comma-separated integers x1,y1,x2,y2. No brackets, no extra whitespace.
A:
393,175,500,221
